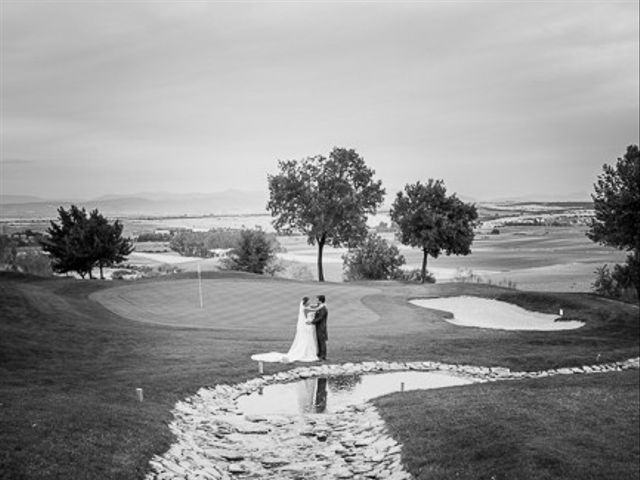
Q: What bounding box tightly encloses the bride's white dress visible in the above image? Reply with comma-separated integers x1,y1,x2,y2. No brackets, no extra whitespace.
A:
251,302,319,363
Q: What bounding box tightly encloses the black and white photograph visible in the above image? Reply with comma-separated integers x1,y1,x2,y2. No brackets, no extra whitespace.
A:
1,1,639,479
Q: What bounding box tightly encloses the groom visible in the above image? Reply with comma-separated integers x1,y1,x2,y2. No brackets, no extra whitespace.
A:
310,295,328,361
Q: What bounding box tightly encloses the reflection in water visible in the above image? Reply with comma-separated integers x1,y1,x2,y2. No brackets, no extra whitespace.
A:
315,378,327,413
237,371,474,416
292,377,328,413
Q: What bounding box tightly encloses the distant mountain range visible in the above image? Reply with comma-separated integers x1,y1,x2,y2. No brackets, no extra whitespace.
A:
1,190,270,218
1,189,591,219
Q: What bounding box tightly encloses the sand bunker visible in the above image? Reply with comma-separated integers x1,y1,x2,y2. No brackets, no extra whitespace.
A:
411,296,584,331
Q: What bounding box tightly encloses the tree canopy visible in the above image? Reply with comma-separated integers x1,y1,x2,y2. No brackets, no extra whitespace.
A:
267,147,385,281
390,179,478,283
40,205,133,279
587,145,640,300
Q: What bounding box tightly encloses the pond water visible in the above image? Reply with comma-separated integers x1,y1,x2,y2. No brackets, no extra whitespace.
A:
236,371,474,416
410,296,585,330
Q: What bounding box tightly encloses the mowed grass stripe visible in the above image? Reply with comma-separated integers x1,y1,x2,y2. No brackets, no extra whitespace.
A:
91,279,383,329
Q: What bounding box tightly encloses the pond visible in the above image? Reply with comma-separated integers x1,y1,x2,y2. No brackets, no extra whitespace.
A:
411,296,585,330
236,371,474,416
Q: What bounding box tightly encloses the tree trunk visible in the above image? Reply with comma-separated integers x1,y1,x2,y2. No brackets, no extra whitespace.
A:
635,251,640,306
421,249,428,284
317,236,326,282
99,263,104,280
88,268,93,279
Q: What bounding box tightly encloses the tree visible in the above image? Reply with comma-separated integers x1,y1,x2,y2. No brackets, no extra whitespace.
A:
40,205,133,279
267,147,385,281
222,229,281,275
88,210,134,279
342,233,405,281
390,180,478,283
41,205,95,278
587,145,640,301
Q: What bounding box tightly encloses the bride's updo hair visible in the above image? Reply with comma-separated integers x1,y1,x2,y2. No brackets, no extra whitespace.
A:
302,296,309,305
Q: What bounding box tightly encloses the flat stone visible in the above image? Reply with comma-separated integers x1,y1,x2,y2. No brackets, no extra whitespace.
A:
261,457,289,468
227,464,245,474
336,469,354,478
351,463,373,474
355,439,372,447
236,425,270,434
244,414,267,423
219,451,244,461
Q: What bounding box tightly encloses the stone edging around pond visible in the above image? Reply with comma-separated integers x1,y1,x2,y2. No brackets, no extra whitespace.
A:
145,357,640,480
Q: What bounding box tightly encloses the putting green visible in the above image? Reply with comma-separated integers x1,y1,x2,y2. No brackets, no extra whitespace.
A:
91,279,383,329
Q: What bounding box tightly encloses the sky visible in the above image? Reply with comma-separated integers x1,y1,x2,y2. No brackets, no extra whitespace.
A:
1,1,638,202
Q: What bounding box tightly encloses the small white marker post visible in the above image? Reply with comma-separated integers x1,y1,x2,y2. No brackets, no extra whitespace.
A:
197,264,204,309
559,308,564,316
258,361,264,375
400,382,405,392
136,388,144,402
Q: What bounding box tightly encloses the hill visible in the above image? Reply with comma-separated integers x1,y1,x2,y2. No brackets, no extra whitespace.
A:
0,190,269,218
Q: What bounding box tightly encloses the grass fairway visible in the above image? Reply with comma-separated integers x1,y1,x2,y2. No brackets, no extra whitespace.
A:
0,271,638,479
375,371,640,480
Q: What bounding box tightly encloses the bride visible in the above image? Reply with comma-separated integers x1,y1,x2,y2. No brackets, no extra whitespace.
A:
251,297,319,363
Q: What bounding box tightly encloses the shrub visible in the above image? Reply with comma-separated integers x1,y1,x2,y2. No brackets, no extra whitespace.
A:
136,232,172,242
343,234,406,281
395,268,436,283
593,264,638,302
204,229,242,250
111,269,140,280
14,250,53,277
169,229,274,258
169,231,211,257
372,221,397,233
156,263,183,275
0,235,18,268
221,229,281,275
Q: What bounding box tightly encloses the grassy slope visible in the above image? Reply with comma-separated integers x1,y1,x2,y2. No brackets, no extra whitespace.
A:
0,272,638,479
375,372,639,480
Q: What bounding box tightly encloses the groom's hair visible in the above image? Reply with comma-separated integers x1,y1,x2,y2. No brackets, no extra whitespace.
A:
302,296,309,304
317,295,325,303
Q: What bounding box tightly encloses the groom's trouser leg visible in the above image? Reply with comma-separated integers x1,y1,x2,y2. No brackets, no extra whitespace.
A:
318,338,326,359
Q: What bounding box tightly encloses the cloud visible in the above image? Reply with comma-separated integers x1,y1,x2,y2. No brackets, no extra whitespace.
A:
1,1,638,200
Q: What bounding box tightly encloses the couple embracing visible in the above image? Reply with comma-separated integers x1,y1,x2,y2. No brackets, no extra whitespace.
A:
251,295,328,364
288,295,328,362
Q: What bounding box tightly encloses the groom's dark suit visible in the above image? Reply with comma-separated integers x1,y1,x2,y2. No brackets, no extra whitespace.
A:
311,305,328,360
